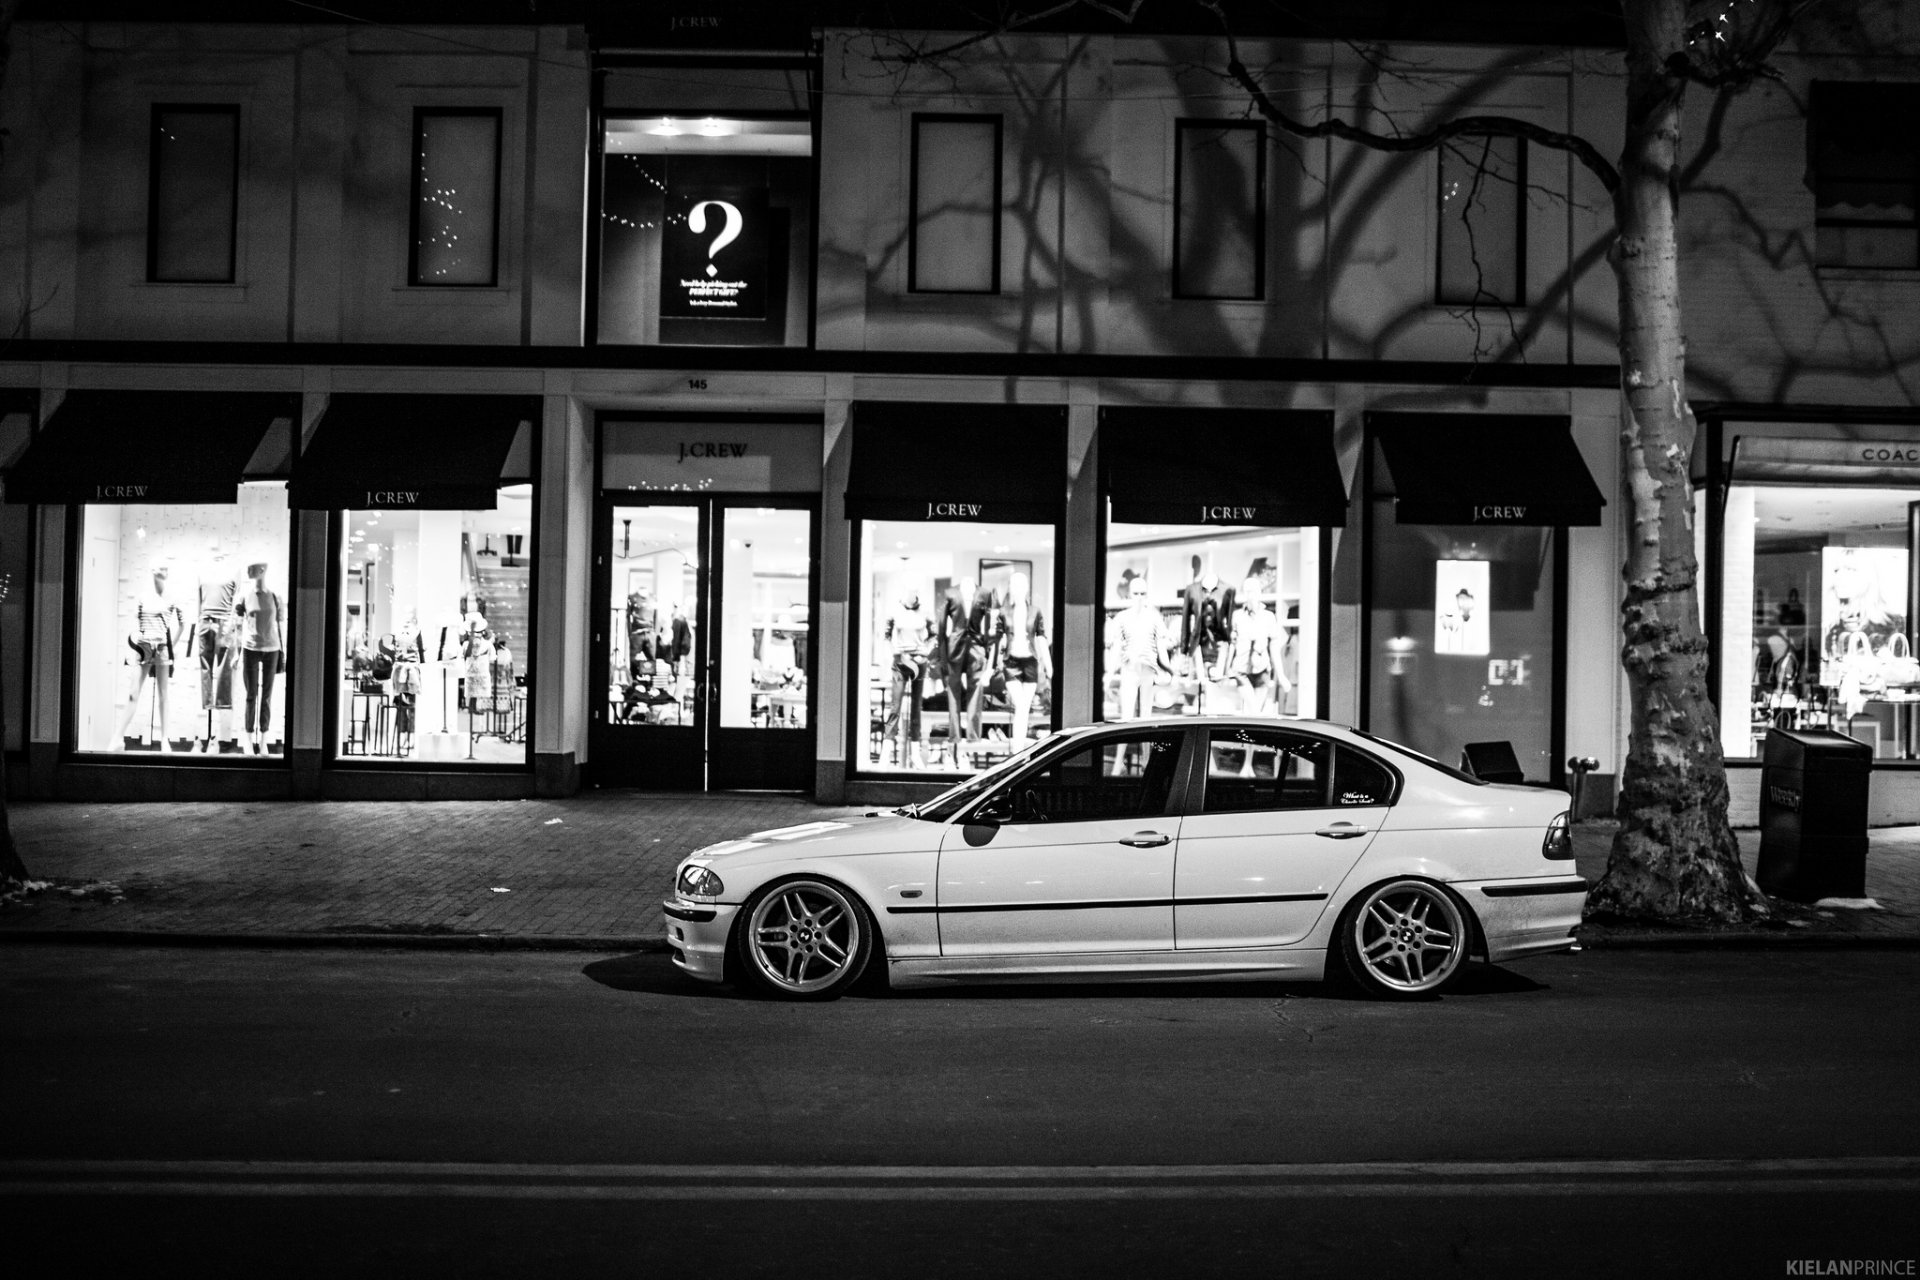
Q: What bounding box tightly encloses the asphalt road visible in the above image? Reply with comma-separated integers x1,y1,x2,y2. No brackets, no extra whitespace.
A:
3,947,1917,1277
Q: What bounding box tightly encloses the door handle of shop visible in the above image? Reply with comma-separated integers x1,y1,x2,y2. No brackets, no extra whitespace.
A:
1117,831,1172,848
1315,823,1368,839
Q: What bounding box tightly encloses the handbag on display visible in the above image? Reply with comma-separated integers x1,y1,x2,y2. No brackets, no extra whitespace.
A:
1882,633,1920,690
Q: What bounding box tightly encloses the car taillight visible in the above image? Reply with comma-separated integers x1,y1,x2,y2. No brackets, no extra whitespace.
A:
1542,812,1573,860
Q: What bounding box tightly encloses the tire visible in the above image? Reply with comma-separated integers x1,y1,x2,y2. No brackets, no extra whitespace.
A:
1336,878,1470,999
732,876,875,1001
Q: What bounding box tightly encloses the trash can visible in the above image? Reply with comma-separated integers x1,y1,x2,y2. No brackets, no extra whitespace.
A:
1756,727,1871,902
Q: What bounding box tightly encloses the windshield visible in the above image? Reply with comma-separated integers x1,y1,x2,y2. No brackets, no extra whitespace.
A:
1352,729,1487,786
911,735,1068,822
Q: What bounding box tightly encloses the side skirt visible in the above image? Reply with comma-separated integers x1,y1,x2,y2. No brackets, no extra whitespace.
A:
885,948,1329,989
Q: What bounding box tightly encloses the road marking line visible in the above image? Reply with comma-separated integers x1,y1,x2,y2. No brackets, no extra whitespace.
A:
1,1157,1915,1201
5,1180,1918,1201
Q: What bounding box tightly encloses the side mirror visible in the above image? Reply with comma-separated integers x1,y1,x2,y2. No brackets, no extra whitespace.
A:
971,793,1012,825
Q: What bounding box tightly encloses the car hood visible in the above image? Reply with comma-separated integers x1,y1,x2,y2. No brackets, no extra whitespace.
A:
685,811,940,867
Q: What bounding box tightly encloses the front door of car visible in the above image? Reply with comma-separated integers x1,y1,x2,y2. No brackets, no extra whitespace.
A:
1173,726,1396,949
936,730,1190,956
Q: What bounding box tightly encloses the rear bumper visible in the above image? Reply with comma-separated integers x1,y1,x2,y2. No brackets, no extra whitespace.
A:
1461,876,1587,964
662,898,740,983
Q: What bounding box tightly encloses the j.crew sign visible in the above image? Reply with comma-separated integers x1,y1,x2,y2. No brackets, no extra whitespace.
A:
363,490,421,506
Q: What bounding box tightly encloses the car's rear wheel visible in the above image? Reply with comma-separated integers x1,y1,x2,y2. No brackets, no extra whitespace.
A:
734,877,874,1001
1337,878,1469,999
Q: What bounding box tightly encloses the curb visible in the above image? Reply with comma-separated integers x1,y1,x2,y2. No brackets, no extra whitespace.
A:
1576,930,1920,951
0,929,671,953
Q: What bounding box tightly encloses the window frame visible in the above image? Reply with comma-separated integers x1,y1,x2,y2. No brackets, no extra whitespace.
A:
1809,82,1920,271
408,106,505,289
1191,727,1403,814
908,113,1004,295
145,103,241,285
977,726,1195,825
1434,136,1528,308
1172,118,1267,302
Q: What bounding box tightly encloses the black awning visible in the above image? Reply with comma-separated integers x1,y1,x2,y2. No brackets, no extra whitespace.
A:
290,394,539,511
1370,413,1605,526
844,402,1066,522
3,390,293,505
1101,407,1347,526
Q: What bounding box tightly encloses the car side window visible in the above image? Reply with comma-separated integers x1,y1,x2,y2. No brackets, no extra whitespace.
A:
1201,728,1330,813
1333,746,1397,806
1008,732,1185,823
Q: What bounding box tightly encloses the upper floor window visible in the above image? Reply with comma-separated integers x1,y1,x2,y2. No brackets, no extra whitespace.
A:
1436,136,1525,306
597,113,814,347
411,109,502,287
1173,120,1265,300
910,115,1002,294
1811,82,1920,270
147,105,239,283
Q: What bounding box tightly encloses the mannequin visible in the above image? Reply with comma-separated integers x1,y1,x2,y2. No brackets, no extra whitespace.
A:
462,612,494,718
966,583,997,740
1180,553,1236,681
936,577,980,765
883,588,932,768
236,561,284,755
118,563,183,750
194,546,240,752
1113,576,1172,720
1002,571,1049,743
1228,577,1290,716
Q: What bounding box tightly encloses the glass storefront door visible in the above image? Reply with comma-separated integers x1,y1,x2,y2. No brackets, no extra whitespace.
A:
591,498,815,790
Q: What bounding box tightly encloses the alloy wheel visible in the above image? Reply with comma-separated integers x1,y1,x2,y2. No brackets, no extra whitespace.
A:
741,879,870,999
1343,879,1468,997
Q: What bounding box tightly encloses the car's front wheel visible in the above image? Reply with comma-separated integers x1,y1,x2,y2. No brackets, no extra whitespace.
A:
733,876,875,1001
1337,878,1469,999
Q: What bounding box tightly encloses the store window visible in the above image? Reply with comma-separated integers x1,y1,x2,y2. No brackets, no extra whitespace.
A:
1712,434,1919,762
845,402,1067,779
1810,83,1920,270
1363,413,1604,782
1173,120,1264,300
910,115,1001,294
289,393,537,768
597,112,813,346
1436,136,1524,306
147,104,239,283
338,490,531,764
858,519,1057,775
411,109,502,286
1098,408,1343,724
75,485,291,755
1104,525,1320,721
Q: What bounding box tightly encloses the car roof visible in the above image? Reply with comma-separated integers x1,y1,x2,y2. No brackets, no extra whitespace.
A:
1065,716,1357,736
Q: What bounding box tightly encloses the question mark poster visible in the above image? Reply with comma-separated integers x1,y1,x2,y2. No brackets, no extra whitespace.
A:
660,187,769,320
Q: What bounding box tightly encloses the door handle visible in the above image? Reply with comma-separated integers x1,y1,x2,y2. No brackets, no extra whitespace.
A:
1315,823,1368,839
1117,831,1171,848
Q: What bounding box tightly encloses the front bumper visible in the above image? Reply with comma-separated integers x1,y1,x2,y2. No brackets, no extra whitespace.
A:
1462,876,1588,963
662,898,740,983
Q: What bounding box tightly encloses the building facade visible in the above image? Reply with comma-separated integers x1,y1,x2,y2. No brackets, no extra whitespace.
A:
1,5,1916,819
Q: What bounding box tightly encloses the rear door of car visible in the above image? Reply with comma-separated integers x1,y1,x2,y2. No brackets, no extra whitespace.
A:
1173,726,1396,949
935,728,1191,956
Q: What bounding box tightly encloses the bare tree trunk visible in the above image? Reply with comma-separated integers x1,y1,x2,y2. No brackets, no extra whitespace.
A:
1587,0,1762,923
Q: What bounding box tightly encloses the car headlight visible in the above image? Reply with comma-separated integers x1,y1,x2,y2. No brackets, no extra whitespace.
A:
677,864,725,897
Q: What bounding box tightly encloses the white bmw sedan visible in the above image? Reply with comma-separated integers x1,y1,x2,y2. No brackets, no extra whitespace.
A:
663,718,1586,1001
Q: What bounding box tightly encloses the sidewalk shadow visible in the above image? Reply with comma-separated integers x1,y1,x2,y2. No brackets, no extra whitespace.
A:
583,952,754,1000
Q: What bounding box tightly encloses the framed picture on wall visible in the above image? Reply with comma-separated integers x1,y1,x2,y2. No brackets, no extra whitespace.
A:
979,558,1032,606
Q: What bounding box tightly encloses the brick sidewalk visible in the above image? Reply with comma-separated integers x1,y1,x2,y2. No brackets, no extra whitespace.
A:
2,795,1915,948
0,793,867,946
